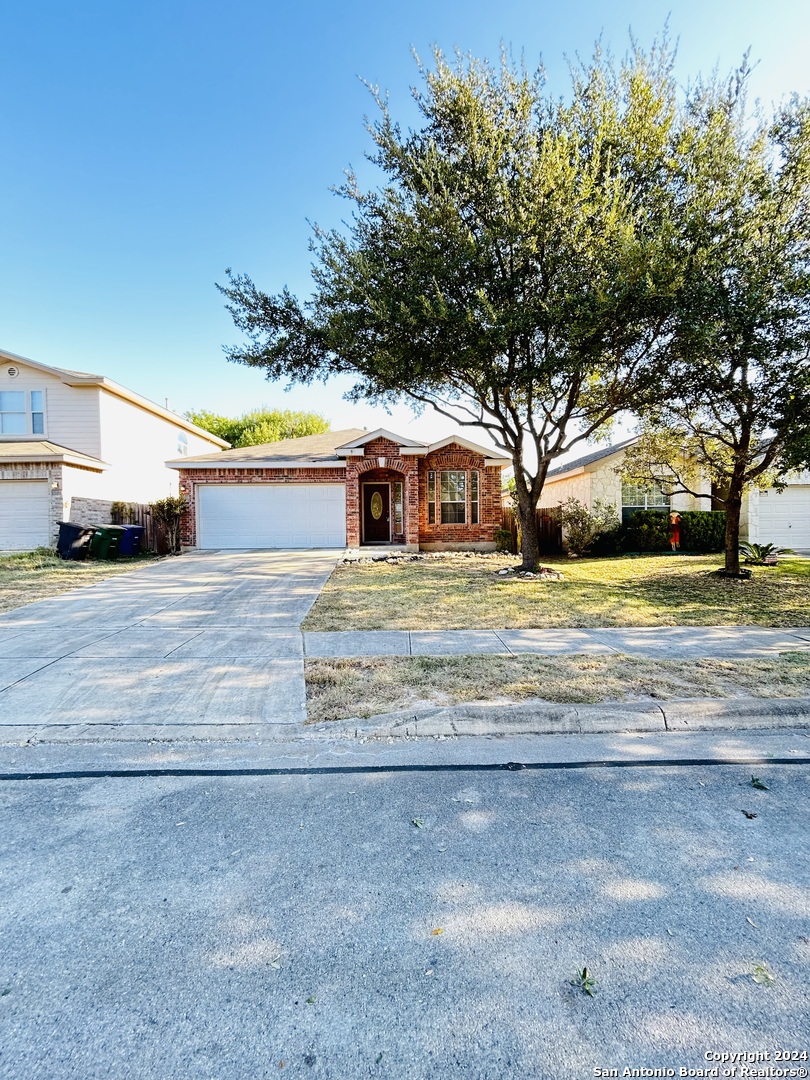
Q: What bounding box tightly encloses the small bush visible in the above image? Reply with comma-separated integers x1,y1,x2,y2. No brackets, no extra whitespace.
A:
621,509,670,552
558,498,620,556
680,510,726,552
494,528,514,553
149,495,186,555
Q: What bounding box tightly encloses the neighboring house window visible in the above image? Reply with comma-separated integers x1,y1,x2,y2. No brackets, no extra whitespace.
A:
621,481,670,524
470,469,479,525
440,470,466,524
428,471,436,524
0,389,45,435
177,432,188,456
393,482,403,533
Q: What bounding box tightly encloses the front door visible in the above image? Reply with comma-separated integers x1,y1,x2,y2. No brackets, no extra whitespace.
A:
362,484,391,543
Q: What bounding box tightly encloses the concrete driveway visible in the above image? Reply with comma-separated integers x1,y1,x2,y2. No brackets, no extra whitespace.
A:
0,550,340,738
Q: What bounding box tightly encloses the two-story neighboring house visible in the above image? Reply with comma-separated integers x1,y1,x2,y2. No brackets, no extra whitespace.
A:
0,347,228,550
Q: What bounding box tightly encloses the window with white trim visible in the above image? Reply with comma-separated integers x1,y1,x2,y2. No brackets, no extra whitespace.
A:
470,469,479,525
440,470,466,524
393,482,403,533
621,481,670,524
427,471,436,524
0,389,45,435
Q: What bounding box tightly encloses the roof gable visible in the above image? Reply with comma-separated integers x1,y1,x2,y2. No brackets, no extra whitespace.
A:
335,428,428,451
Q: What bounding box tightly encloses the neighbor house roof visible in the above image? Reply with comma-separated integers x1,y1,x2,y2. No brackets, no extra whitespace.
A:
166,428,368,469
0,347,230,449
0,440,109,471
544,437,638,482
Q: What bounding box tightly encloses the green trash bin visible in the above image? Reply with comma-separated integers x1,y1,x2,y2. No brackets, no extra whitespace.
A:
90,524,126,560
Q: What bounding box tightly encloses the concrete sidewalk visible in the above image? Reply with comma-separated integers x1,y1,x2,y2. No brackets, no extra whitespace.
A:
304,624,810,658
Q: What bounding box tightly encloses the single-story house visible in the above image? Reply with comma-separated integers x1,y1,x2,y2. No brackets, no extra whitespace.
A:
539,439,810,547
0,347,228,550
167,428,509,551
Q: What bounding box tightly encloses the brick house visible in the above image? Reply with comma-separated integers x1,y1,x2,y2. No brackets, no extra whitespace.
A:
167,427,509,550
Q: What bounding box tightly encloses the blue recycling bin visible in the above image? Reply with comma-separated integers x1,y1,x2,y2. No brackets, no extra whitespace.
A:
118,525,145,556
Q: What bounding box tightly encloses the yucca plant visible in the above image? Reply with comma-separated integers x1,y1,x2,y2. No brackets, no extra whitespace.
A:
739,542,795,565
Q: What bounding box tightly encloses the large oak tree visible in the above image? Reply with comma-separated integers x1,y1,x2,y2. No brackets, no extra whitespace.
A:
622,68,810,574
218,44,682,566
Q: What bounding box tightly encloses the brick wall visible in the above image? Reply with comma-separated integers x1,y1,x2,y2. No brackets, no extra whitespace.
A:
177,466,346,546
176,438,505,550
418,446,502,549
344,438,420,547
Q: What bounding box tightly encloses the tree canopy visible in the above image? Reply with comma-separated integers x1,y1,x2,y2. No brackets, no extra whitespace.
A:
218,42,683,566
185,407,329,448
622,66,810,573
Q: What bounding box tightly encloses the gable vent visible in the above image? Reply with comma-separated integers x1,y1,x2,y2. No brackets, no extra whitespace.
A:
6,365,19,378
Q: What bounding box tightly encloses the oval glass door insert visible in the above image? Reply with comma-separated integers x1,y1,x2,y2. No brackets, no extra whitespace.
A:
370,492,383,520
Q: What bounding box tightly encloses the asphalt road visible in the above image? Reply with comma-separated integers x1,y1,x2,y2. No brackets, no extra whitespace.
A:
1,735,808,1080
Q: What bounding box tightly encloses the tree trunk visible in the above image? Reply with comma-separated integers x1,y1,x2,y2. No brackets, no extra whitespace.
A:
724,484,744,575
516,501,541,570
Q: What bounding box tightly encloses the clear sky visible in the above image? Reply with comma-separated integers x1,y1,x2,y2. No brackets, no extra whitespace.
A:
1,0,808,447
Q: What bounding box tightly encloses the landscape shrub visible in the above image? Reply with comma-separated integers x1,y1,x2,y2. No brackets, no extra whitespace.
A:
621,509,670,552
493,528,514,553
149,495,186,555
680,510,726,552
558,498,620,556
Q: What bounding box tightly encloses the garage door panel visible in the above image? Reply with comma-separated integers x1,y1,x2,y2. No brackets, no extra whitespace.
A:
198,484,346,549
758,486,810,547
0,481,51,550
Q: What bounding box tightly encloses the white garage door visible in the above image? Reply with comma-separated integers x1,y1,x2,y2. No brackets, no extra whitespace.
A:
198,483,346,549
0,480,51,550
758,485,810,548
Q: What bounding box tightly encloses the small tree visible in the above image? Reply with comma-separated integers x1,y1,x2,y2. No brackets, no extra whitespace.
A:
149,496,186,555
557,498,620,555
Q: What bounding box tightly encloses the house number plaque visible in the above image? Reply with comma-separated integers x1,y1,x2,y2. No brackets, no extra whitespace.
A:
370,492,383,520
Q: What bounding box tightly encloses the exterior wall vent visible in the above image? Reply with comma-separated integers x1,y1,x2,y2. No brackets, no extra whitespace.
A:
6,366,19,378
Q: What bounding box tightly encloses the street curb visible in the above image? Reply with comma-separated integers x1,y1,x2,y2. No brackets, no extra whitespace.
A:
319,695,810,740
2,697,810,746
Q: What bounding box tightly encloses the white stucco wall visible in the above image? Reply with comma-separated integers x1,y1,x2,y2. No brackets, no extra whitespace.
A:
547,451,712,516
539,471,591,508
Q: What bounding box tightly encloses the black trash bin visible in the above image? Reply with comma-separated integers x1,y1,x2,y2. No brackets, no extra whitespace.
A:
118,525,145,557
56,521,95,561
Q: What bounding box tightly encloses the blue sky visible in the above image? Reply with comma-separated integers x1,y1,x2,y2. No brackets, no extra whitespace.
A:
1,0,808,446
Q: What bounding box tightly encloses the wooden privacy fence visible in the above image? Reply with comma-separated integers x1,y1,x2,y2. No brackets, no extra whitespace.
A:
501,506,562,555
110,503,171,555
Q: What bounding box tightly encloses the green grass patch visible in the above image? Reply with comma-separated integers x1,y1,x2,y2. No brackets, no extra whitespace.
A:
303,554,810,631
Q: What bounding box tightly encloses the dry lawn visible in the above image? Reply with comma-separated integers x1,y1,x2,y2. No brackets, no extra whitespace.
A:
305,652,810,723
303,553,810,631
0,549,161,614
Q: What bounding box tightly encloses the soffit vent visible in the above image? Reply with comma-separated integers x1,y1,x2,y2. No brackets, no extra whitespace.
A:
6,365,19,378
